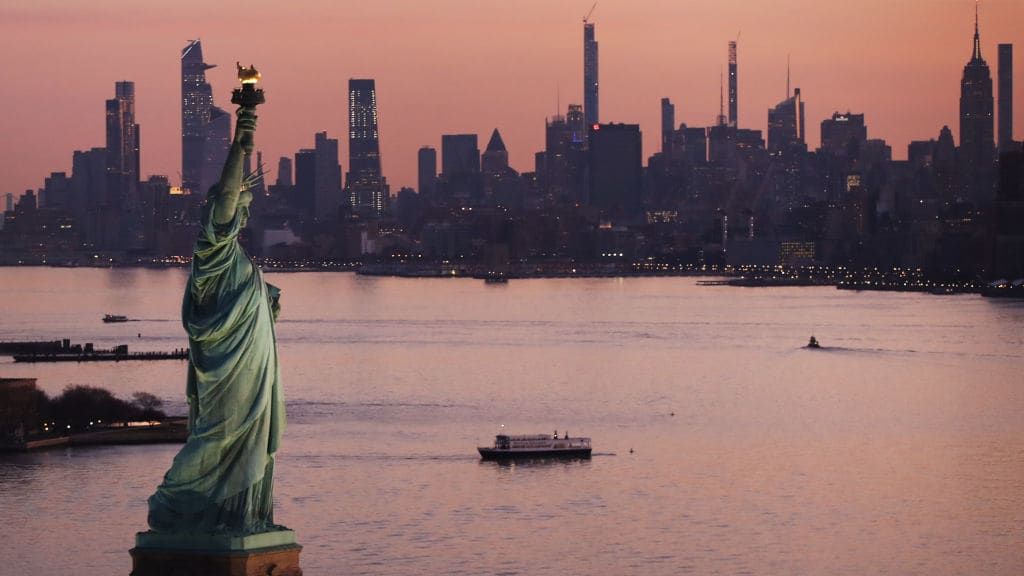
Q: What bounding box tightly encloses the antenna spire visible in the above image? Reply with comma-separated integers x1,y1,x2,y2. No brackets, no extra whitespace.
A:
786,54,791,98
972,1,982,60
717,68,727,126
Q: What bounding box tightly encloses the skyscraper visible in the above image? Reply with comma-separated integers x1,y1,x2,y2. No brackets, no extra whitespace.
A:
584,20,599,128
314,132,342,221
181,40,214,194
768,88,806,156
441,134,480,201
106,81,145,250
998,44,1013,152
588,123,642,216
347,79,387,215
728,41,738,128
481,129,509,174
276,157,293,187
992,144,1024,279
294,149,316,217
105,81,139,196
70,147,109,248
418,146,437,197
545,105,587,205
661,98,675,155
181,40,231,195
959,6,995,199
201,107,231,196
820,112,867,157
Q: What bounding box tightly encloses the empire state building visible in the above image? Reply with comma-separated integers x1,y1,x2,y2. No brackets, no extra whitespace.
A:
959,6,995,202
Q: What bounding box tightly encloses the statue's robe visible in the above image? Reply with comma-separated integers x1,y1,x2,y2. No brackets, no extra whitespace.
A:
148,198,284,534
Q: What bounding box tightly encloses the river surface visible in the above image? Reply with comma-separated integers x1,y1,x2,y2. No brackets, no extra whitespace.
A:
0,268,1022,575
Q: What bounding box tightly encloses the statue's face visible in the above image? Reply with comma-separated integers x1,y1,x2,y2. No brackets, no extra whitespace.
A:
238,190,253,227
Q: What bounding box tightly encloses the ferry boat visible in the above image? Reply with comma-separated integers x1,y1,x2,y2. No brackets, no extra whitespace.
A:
102,314,129,323
478,432,591,460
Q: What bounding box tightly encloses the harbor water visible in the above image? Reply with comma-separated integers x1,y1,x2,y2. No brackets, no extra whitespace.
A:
0,268,1022,575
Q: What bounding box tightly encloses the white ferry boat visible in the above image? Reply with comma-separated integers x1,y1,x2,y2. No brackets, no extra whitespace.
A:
478,431,592,460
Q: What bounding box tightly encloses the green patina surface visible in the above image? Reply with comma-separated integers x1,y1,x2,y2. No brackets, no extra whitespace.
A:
145,98,288,541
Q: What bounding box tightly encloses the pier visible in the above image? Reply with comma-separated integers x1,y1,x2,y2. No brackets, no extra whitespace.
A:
12,345,188,363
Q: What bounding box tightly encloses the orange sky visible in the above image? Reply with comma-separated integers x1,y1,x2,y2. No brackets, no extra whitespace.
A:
1,0,1022,199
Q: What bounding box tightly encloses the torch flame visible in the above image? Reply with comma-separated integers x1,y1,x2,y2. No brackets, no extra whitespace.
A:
237,62,261,85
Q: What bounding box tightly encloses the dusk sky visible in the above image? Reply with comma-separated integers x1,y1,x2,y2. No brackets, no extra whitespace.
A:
2,0,1023,198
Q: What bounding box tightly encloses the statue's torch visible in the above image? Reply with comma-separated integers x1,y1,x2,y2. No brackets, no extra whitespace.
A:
231,63,264,157
231,63,265,108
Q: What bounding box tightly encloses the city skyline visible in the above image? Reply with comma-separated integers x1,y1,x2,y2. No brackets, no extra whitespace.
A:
2,0,1023,199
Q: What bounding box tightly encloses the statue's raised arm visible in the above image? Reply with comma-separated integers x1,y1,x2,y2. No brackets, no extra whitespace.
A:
210,106,256,225
210,63,262,226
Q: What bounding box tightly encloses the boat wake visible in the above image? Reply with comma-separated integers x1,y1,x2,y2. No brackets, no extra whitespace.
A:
803,345,918,355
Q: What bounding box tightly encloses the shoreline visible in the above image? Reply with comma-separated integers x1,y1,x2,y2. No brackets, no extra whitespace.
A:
0,262,1017,297
3,419,188,453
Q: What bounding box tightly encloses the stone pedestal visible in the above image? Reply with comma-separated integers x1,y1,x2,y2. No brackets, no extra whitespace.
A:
130,529,301,576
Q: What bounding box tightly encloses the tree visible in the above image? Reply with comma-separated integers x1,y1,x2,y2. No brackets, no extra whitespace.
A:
50,385,136,430
131,392,166,421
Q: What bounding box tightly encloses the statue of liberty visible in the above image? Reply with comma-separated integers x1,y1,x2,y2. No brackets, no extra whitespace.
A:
146,66,285,536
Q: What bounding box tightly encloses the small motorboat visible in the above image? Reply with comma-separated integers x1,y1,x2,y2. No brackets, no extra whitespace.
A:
103,314,129,323
806,335,821,349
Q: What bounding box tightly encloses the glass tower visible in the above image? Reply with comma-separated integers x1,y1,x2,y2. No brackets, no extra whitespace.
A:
347,79,387,215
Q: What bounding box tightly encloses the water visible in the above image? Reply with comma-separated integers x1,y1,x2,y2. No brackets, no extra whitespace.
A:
1,268,1022,575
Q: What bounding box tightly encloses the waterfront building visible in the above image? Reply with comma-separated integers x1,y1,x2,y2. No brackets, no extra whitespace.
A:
0,378,40,445
346,79,387,216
